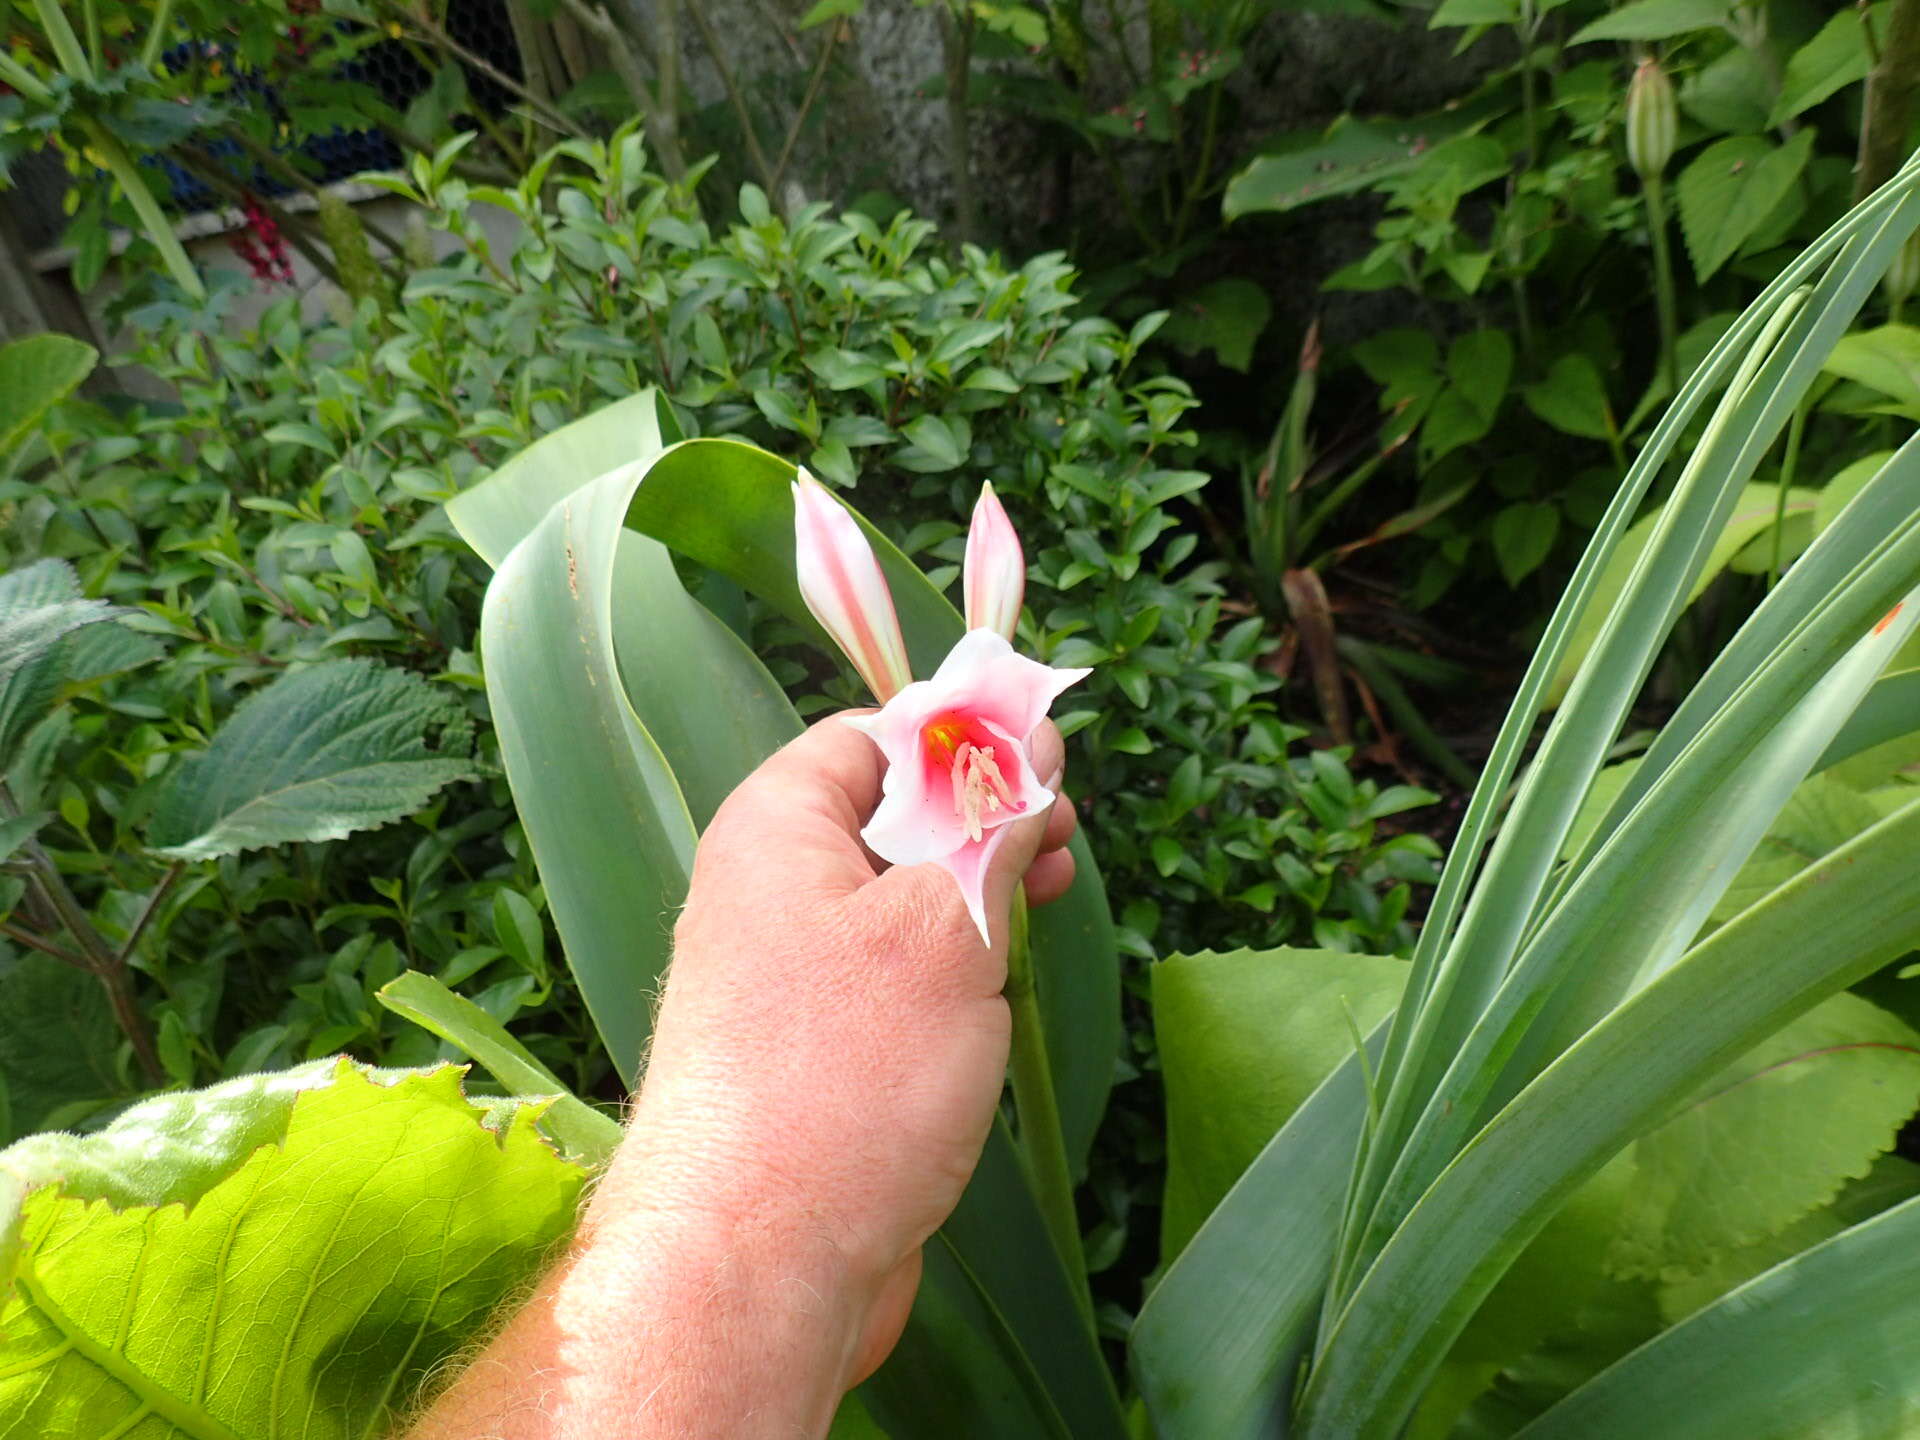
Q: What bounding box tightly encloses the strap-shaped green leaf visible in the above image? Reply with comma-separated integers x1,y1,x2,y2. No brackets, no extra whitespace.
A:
1297,794,1920,1437
1516,1191,1920,1438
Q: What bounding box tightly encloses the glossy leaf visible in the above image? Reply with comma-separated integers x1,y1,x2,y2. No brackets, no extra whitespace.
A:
1517,1192,1920,1439
1154,947,1404,1259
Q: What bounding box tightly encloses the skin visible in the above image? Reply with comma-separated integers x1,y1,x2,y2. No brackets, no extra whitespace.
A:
404,713,1077,1439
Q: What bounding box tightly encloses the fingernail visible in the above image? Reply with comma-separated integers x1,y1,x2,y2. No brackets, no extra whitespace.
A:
1044,765,1064,792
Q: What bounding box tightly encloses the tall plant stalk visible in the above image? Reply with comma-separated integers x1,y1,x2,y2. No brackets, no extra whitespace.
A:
1004,890,1092,1323
1646,174,1680,394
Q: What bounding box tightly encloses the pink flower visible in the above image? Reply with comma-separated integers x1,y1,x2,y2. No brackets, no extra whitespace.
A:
790,469,914,702
963,481,1024,640
793,475,1089,942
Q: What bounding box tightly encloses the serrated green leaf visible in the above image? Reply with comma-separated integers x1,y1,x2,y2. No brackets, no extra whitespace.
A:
1569,0,1730,44
1521,1188,1920,1439
1676,133,1815,282
0,1061,584,1438
145,658,477,861
1606,991,1920,1282
0,333,95,460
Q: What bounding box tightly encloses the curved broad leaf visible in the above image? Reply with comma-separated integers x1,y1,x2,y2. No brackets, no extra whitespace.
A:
1517,1191,1920,1439
0,1060,585,1438
145,658,478,861
447,389,671,569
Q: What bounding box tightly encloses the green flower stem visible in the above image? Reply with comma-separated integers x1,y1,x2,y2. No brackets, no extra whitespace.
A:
1646,174,1680,398
1004,887,1093,1326
32,0,92,80
82,120,206,301
140,0,175,70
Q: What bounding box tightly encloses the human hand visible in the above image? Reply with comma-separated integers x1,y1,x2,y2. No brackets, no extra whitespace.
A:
609,711,1077,1376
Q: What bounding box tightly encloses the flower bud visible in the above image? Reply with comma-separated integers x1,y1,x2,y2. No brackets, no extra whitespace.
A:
791,469,914,703
1626,57,1677,182
963,482,1025,641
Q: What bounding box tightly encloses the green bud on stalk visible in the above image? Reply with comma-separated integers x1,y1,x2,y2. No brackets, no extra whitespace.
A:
1626,57,1677,182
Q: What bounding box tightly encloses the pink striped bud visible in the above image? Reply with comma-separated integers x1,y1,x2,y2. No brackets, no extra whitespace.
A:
791,469,913,702
963,482,1025,640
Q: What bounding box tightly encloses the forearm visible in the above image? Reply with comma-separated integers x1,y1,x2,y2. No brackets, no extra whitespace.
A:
403,1132,870,1439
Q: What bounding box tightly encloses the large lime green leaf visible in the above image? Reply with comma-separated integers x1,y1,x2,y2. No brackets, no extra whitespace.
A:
0,1060,585,1438
1296,796,1920,1437
1606,991,1920,1281
375,970,622,1166
1153,947,1404,1259
1651,1155,1920,1323
0,333,95,460
1516,1190,1920,1439
145,658,478,861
